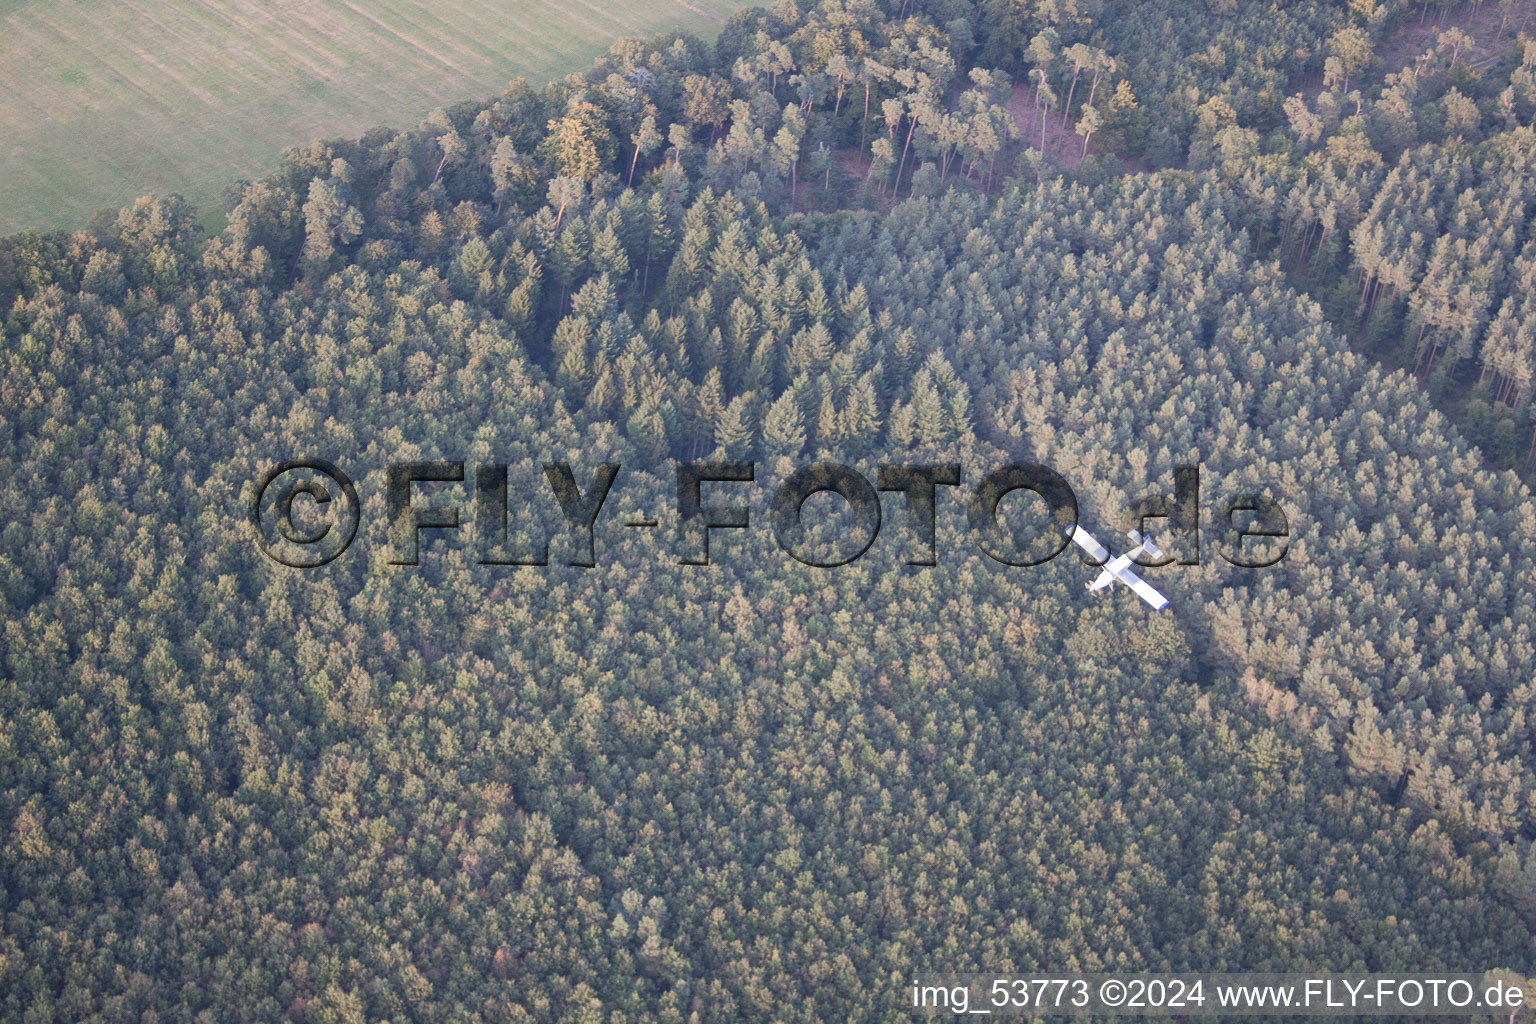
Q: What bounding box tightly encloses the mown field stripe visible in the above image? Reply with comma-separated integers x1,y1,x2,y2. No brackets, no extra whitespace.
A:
0,0,757,233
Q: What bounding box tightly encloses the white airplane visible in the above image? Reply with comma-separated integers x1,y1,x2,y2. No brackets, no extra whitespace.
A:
1065,525,1170,610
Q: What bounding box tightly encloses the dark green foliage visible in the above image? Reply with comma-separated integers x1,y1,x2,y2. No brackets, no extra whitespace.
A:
4,0,1536,1020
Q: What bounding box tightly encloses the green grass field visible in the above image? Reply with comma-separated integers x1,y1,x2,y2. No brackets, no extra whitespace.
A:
0,0,752,234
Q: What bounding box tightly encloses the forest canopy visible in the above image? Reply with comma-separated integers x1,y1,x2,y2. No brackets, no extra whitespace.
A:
4,0,1536,1020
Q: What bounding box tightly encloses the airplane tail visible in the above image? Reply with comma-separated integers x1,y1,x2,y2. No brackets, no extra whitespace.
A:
1128,530,1165,561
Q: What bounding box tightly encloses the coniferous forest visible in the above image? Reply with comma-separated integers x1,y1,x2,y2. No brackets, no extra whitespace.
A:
5,0,1536,1019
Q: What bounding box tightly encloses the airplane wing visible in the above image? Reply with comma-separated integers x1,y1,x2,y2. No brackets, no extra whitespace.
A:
1067,525,1109,564
1113,564,1169,610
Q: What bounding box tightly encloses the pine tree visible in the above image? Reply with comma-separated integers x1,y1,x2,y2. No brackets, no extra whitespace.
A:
762,391,807,456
